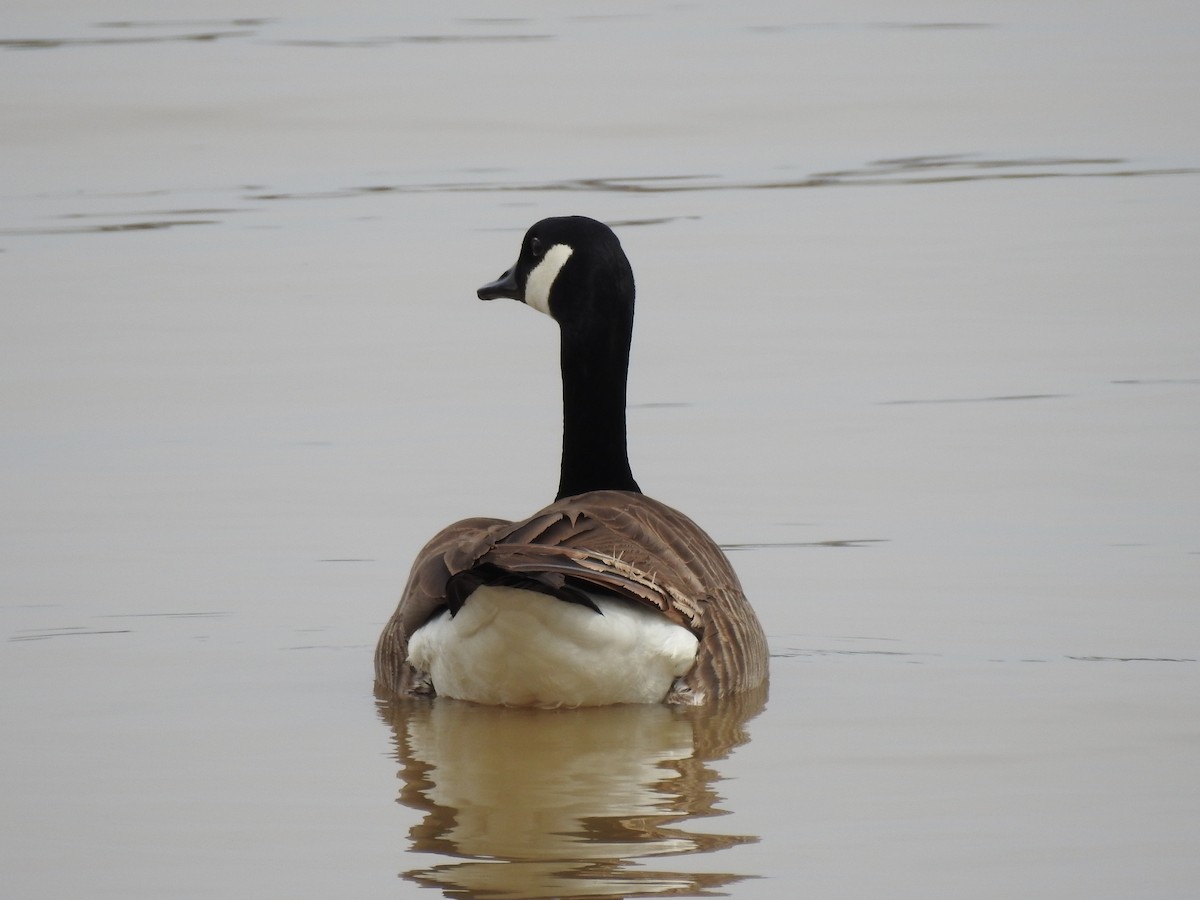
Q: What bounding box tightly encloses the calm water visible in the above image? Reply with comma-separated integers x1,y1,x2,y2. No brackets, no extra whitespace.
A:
3,2,1198,898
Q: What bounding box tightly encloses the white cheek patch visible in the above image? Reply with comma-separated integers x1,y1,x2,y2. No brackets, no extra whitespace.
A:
524,243,573,317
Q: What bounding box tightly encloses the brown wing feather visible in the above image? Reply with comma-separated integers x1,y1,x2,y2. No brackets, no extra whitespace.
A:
373,516,508,695
373,492,769,703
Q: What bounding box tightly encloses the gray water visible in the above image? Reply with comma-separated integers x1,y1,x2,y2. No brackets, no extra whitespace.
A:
3,3,1198,898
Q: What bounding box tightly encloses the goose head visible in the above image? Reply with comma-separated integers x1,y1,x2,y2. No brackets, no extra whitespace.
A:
477,216,635,333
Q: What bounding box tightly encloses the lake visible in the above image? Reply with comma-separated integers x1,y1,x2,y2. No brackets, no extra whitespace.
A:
2,2,1198,898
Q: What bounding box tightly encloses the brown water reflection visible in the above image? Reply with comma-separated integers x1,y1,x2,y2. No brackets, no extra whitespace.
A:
377,686,767,899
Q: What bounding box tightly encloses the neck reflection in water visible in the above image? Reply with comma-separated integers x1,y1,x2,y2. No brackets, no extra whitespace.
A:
376,686,767,899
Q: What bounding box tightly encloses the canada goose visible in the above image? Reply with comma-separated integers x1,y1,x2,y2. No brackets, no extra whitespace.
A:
374,216,768,706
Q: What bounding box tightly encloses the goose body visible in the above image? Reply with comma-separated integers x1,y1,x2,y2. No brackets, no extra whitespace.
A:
375,216,768,706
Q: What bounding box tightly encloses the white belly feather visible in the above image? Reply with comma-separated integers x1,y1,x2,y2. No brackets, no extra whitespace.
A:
407,585,699,707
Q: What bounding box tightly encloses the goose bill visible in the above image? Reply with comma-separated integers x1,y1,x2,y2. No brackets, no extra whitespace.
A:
477,267,521,302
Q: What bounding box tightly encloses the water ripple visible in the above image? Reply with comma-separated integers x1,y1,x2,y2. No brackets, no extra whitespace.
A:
275,34,552,48
0,31,252,50
722,538,888,551
7,156,1195,240
246,155,1200,202
880,393,1069,405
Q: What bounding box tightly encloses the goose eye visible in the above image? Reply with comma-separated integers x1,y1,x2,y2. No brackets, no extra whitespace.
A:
529,236,544,258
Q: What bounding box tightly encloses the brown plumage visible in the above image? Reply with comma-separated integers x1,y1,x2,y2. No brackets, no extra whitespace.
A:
374,490,769,704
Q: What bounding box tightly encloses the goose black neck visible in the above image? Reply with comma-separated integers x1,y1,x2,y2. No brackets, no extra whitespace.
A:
555,321,641,500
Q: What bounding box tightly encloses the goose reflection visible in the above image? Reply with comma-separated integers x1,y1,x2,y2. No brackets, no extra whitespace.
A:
377,685,767,899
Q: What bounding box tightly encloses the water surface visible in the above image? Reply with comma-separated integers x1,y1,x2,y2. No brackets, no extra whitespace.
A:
3,2,1198,898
